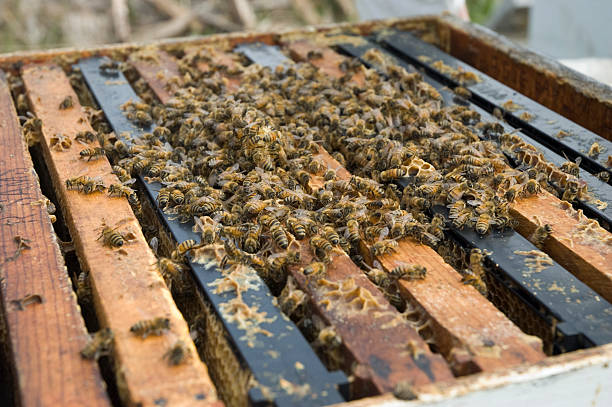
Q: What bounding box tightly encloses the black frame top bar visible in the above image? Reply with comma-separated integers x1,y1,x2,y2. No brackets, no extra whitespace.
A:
78,57,348,407
378,30,612,182
333,40,612,351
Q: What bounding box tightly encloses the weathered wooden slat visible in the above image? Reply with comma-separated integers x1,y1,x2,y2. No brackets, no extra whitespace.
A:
135,48,454,397
379,30,612,181
258,40,548,375
21,64,221,407
0,70,110,407
80,57,348,407
129,50,181,103
331,40,612,346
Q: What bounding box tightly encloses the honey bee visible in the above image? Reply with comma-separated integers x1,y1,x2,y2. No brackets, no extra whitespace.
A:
164,340,190,366
310,235,334,262
98,225,126,247
468,248,486,277
452,209,472,229
530,216,553,249
302,261,327,277
74,130,97,144
157,188,170,208
171,239,199,261
262,215,288,249
522,179,541,196
428,214,445,241
112,165,132,183
268,249,301,281
287,216,307,240
193,216,219,245
244,198,270,216
81,328,114,360
371,239,399,256
560,159,580,177
79,147,106,161
323,169,336,181
108,180,139,207
562,182,579,202
65,176,105,194
114,140,129,156
447,182,469,202
344,219,361,244
323,226,340,246
461,269,487,296
588,142,601,158
379,167,407,182
306,49,324,60
159,257,185,289
243,223,261,253
596,171,610,182
59,95,73,110
474,213,493,235
170,189,185,205
453,86,472,99
76,271,91,303
390,264,426,280
504,185,521,202
130,317,171,338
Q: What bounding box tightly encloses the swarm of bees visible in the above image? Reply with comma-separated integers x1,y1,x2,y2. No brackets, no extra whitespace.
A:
99,48,600,360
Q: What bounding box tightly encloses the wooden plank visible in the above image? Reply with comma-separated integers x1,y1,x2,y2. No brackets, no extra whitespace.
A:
0,71,110,407
129,50,181,103
287,40,547,374
133,49,454,396
511,193,612,303
21,64,221,407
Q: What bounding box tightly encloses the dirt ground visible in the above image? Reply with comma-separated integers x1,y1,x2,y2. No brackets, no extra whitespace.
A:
0,0,356,52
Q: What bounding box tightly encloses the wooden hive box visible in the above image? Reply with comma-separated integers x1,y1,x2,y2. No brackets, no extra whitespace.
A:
0,14,611,407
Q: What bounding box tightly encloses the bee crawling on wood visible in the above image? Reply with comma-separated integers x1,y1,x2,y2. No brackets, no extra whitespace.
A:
163,340,190,366
58,95,73,110
108,179,139,207
74,130,97,144
81,328,114,360
461,269,487,296
11,293,44,310
97,221,134,248
530,216,553,249
66,175,106,194
390,263,427,280
130,317,171,338
79,147,106,161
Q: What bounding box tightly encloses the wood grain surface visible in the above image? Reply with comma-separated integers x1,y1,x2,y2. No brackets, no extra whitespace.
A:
21,64,221,407
0,70,111,407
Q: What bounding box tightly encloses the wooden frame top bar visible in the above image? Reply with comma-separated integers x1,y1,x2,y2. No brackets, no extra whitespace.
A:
21,64,220,407
0,71,110,407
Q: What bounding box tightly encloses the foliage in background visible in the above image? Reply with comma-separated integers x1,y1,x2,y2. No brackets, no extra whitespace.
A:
466,0,498,23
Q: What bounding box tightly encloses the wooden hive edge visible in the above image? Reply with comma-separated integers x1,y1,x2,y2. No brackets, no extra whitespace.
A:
0,70,111,407
20,63,220,407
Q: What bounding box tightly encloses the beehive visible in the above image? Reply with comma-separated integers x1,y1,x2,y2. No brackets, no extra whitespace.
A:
0,14,611,407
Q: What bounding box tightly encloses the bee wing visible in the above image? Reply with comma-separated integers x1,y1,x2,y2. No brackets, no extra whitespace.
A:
122,178,137,185
149,237,159,254
380,227,389,239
